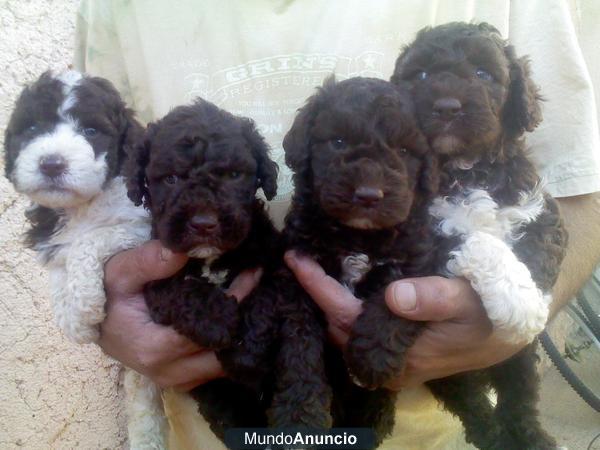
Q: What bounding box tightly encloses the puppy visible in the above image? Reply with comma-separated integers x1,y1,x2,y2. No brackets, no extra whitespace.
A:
124,98,280,440
280,76,441,444
391,23,567,449
2,71,162,449
4,70,149,343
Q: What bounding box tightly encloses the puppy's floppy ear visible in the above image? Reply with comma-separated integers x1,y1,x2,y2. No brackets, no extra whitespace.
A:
124,122,156,208
502,47,542,137
283,76,333,172
115,107,144,177
242,118,279,200
283,102,315,172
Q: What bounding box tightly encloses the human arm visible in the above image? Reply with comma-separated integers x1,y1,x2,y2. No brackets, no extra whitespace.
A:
549,193,600,316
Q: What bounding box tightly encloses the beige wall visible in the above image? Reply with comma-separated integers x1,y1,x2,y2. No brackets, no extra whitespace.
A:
0,1,127,449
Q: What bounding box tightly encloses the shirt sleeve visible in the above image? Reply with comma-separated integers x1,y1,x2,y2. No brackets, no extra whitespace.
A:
509,0,600,197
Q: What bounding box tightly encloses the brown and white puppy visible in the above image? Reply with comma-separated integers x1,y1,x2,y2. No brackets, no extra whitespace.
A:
4,70,148,344
392,22,567,450
3,70,160,450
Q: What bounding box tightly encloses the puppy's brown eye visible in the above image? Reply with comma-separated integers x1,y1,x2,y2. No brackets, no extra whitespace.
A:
27,125,37,133
330,138,346,150
475,69,493,81
164,174,179,185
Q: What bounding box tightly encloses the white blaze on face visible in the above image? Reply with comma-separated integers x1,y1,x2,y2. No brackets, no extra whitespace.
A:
11,72,109,209
57,70,82,119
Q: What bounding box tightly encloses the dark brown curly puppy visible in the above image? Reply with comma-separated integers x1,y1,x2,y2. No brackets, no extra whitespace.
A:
125,98,280,437
281,76,441,444
391,22,567,450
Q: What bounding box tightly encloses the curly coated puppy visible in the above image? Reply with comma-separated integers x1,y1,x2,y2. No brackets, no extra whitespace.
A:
280,76,441,444
2,70,161,449
125,98,280,441
391,22,567,449
4,70,148,343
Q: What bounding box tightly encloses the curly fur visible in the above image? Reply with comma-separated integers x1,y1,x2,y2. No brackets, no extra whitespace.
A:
3,71,157,449
123,98,282,443
430,188,551,343
278,76,441,445
392,22,567,450
3,70,148,343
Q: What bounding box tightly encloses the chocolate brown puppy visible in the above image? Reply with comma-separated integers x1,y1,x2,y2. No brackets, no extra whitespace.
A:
280,76,440,445
125,98,280,438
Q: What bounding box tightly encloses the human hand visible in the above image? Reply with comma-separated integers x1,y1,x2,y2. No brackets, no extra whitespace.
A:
284,251,525,389
101,240,261,391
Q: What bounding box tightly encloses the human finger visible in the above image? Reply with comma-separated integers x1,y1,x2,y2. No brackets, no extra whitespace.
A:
105,240,188,297
285,250,362,332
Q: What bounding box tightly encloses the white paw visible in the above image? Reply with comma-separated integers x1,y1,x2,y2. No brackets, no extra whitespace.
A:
430,190,503,238
448,232,549,344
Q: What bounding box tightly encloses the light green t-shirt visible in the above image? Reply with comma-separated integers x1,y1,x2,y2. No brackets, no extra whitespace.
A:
74,1,600,449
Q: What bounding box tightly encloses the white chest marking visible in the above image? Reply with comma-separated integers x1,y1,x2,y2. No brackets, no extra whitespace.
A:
429,187,545,244
37,177,149,267
340,253,372,293
201,263,229,286
429,187,551,344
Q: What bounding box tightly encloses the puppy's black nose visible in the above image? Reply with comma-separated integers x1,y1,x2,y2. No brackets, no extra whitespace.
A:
353,186,384,207
189,214,218,235
433,97,462,120
39,154,67,178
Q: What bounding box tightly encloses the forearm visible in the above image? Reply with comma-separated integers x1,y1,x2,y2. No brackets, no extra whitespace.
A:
550,192,600,317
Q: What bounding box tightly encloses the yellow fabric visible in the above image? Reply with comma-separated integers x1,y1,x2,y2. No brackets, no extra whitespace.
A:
163,386,471,450
74,1,600,449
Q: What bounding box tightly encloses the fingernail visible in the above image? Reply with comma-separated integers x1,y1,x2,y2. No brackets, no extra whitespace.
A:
284,250,297,269
160,247,173,262
392,282,417,311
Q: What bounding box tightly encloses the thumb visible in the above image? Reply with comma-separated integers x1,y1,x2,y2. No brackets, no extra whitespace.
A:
285,250,362,332
105,240,188,296
385,276,479,322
